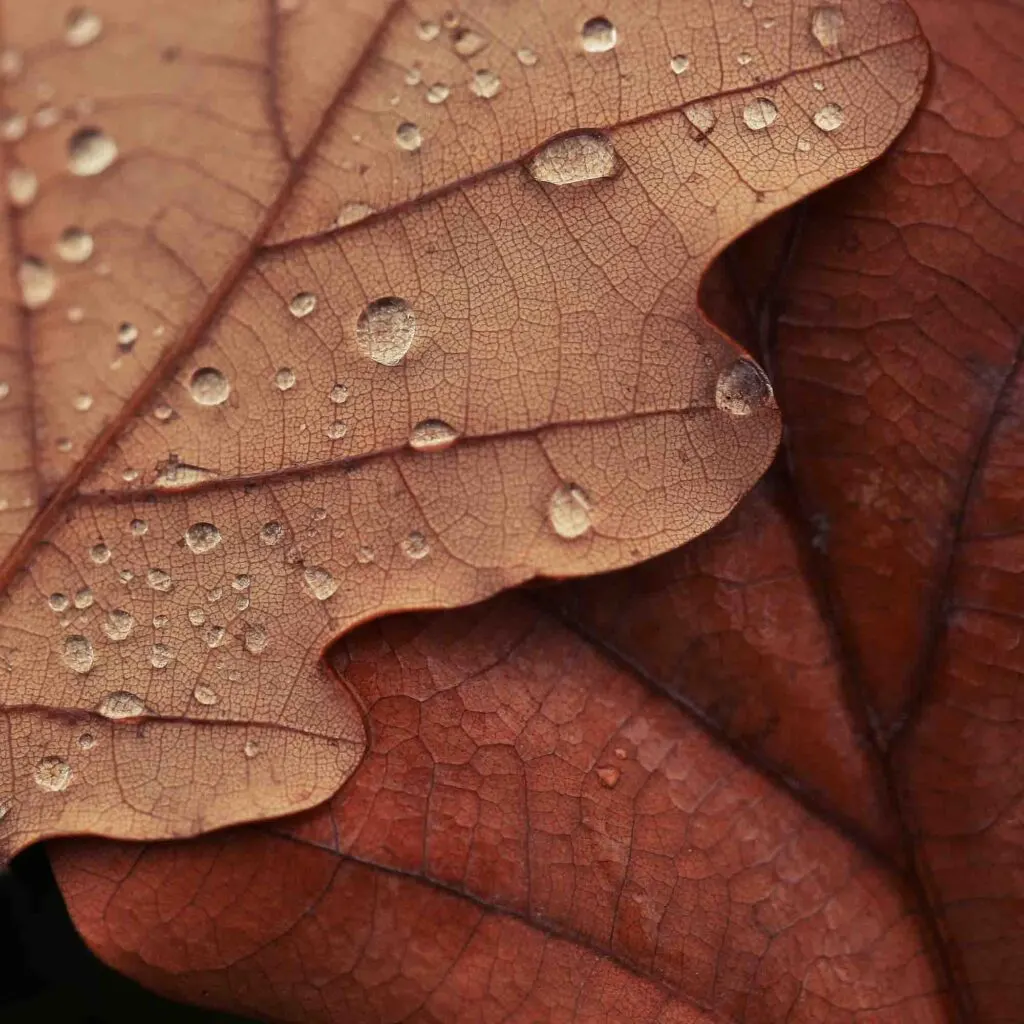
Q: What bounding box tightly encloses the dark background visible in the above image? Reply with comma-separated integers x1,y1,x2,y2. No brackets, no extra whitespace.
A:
0,845,257,1023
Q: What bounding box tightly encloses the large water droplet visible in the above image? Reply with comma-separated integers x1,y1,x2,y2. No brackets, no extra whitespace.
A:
715,359,774,415
260,521,283,545
89,542,111,564
62,634,94,674
289,291,316,318
244,624,269,654
395,122,422,152
452,26,487,56
528,132,616,186
68,127,117,176
189,367,230,406
549,484,593,540
185,521,222,554
409,419,459,452
146,568,173,592
811,6,843,50
97,691,145,720
203,625,226,648
470,69,501,99
326,421,347,440
329,383,349,405
150,643,172,669
35,757,72,792
401,531,430,560
74,588,94,609
103,609,135,641
357,297,416,365
581,17,617,52
684,101,717,134
18,257,55,309
303,565,338,600
743,97,778,131
813,103,844,132
425,82,450,104
66,7,102,46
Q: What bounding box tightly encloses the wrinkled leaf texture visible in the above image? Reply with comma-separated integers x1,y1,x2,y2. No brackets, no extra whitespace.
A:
12,0,1023,1022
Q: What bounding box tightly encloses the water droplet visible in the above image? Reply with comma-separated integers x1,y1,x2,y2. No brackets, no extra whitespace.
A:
811,6,843,50
409,419,459,452
404,65,422,86
153,614,170,629
416,20,440,42
244,624,269,654
517,46,538,66
243,739,260,758
581,17,616,53
336,202,374,227
260,521,283,546
7,166,37,208
614,747,628,759
670,54,690,75
742,97,778,131
395,121,422,152
103,609,134,640
184,522,221,554
48,593,70,613
65,7,102,46
737,51,753,66
528,132,616,186
797,137,812,153
70,588,92,610
452,27,487,56
715,359,774,415
188,608,206,627
425,82,450,104
57,437,73,454
150,643,172,669
268,367,296,395
401,531,430,560
470,69,501,99
73,393,94,412
0,50,22,81
289,291,316,318
118,569,133,583
189,367,230,406
117,322,139,349
357,296,416,365
18,257,56,309
596,765,620,788
54,226,93,264
146,568,172,592
153,403,174,422
813,103,844,132
89,543,111,564
355,545,375,564
233,574,251,591
61,634,94,674
203,625,226,648
303,565,338,601
329,383,349,404
193,683,219,706
129,518,148,536
78,733,95,750
68,127,117,176
0,382,9,400
326,421,347,440
1,112,26,141
35,757,72,792
549,484,593,540
97,691,145,719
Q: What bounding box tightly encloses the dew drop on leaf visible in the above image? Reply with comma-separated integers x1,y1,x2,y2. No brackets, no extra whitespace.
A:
187,608,205,627
549,484,593,540
336,202,374,227
34,757,72,792
326,421,347,440
77,733,95,751
596,765,621,788
48,593,70,613
401,531,430,560
684,101,717,133
288,291,316,318
425,82,450,104
61,635,94,674
357,296,416,365
243,739,260,759
7,166,37,207
192,683,219,706
811,6,844,50
743,97,778,131
813,103,844,132
670,54,690,74
65,7,103,47
117,322,139,349
89,543,111,564
452,27,487,57
395,121,422,152
72,393,94,412
150,643,172,669
184,522,222,554
103,609,134,641
329,383,349,404
18,257,56,309
517,47,538,66
470,69,501,98
67,127,118,176
73,588,93,609
146,568,173,592
715,359,774,416
189,367,230,406
274,367,296,391
580,17,617,53
260,521,283,546
97,691,145,720
203,625,226,648
528,131,616,185
244,624,269,654
303,565,339,600
409,419,459,452
129,518,148,536
415,20,440,42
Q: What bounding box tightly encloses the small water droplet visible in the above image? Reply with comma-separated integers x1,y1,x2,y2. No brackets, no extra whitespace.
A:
357,296,416,366
154,403,174,422
470,69,501,99
517,46,538,66
797,137,812,152
233,574,251,590
203,624,226,649
78,733,95,750
581,17,617,52
811,6,843,50
89,542,111,564
670,54,690,75
528,132,616,186
0,382,9,401
684,102,717,134
404,65,422,86
742,97,778,131
7,166,37,208
326,421,347,440
274,367,296,391
715,359,774,415
614,747,628,759
416,20,440,42
401,531,430,560
549,484,593,540
57,437,73,454
68,127,117,176
336,202,374,227
33,104,61,130
303,565,338,601
395,121,422,152
62,634,94,674
117,322,139,349
18,257,56,309
243,738,260,758
244,624,269,654
118,569,133,583
737,51,753,66
152,614,169,629
260,521,283,545
355,545,375,564
35,757,72,792
452,26,487,56
129,518,148,536
329,383,349,404
188,607,206,626
103,609,134,640
425,82,450,104
193,683,219,706
409,419,459,452
184,522,221,554
65,7,103,47
150,643,172,668
0,50,22,81
74,588,94,609
48,593,70,613
72,392,94,412
97,691,145,719
122,468,139,483
189,367,230,406
289,291,316,318
596,765,620,788
1,112,26,141
813,102,844,132
146,568,172,592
